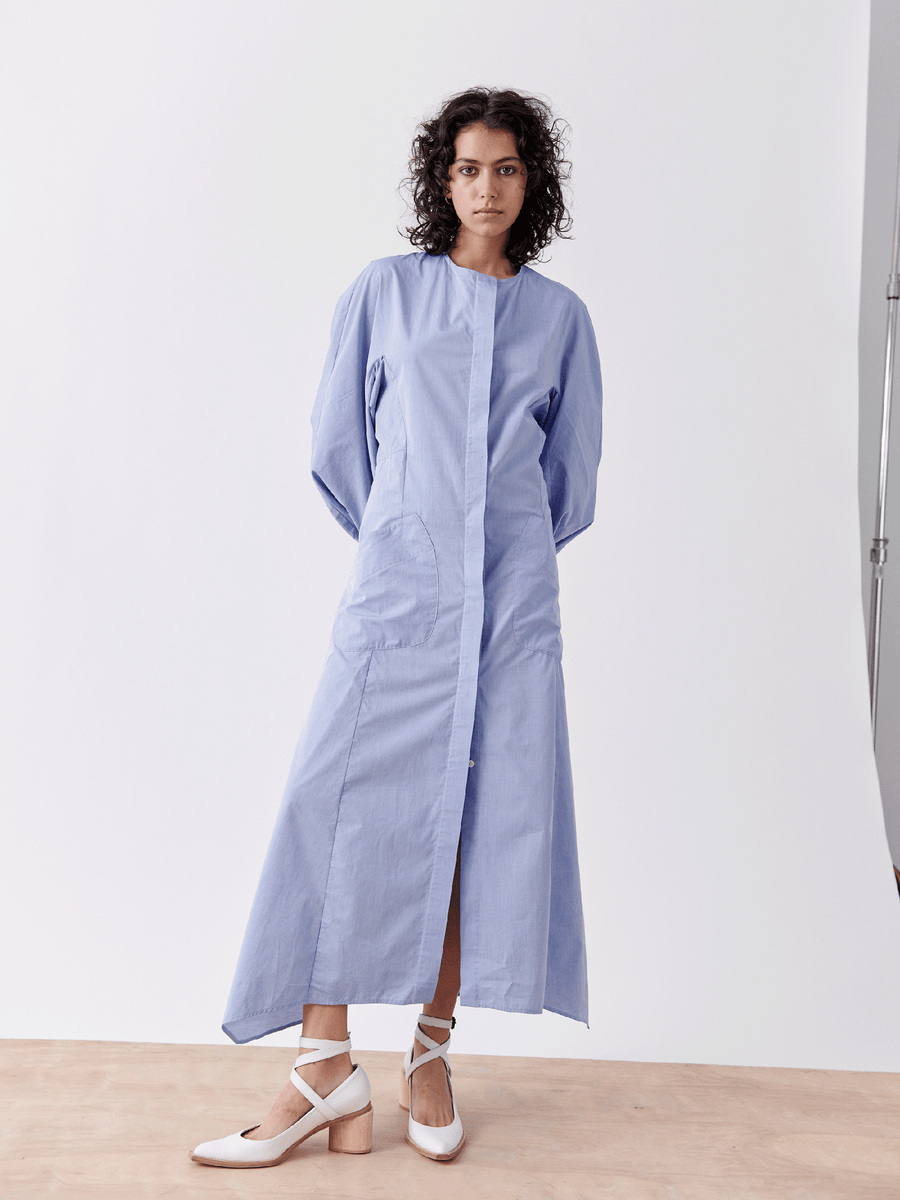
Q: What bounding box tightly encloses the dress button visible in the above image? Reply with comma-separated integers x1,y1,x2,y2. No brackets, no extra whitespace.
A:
468,760,475,768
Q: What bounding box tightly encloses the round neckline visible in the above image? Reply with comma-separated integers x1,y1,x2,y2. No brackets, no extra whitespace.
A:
441,253,525,284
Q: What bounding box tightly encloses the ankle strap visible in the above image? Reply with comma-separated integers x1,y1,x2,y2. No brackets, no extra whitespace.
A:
416,1013,456,1030
288,1035,353,1122
297,1035,352,1056
405,1015,456,1082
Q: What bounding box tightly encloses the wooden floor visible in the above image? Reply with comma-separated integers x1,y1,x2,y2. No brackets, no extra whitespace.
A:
3,1040,900,1199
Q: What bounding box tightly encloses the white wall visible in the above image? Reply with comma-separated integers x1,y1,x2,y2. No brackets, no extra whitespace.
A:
3,0,899,1072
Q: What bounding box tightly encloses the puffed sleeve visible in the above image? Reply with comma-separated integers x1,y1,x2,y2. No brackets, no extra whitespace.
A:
310,265,380,539
540,298,603,552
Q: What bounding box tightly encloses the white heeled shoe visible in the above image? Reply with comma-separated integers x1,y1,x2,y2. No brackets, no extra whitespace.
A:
191,1035,373,1168
399,1013,465,1161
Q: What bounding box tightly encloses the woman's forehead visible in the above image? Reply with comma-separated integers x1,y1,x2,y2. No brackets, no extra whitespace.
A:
453,124,520,160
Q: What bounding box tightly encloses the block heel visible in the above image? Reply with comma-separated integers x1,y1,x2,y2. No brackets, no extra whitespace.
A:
328,1102,373,1153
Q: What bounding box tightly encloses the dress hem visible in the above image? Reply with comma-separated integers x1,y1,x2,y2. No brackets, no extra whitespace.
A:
222,996,588,1045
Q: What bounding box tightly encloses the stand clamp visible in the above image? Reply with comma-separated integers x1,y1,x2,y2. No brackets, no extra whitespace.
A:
871,536,889,566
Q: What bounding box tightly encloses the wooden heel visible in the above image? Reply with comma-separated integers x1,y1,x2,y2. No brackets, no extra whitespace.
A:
399,1066,410,1111
328,1104,373,1154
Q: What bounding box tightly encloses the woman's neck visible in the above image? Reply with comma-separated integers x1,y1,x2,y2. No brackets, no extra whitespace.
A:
448,235,518,280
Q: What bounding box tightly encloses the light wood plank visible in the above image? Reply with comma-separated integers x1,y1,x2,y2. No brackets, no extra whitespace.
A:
2,1040,900,1198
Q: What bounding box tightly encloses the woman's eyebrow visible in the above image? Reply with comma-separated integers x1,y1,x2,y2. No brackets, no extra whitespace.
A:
452,155,523,165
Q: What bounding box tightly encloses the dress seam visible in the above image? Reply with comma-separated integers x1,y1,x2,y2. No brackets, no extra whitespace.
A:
304,648,375,999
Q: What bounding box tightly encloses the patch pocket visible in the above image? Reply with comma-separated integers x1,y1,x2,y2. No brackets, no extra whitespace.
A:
513,515,563,660
333,513,438,652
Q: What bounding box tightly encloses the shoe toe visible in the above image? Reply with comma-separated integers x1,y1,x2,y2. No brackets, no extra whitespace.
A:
191,1129,259,1164
407,1112,465,1160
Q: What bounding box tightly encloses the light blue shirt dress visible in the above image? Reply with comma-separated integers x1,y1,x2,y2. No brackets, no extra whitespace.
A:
223,251,603,1042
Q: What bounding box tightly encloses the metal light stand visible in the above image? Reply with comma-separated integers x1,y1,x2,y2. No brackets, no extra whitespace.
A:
867,129,900,742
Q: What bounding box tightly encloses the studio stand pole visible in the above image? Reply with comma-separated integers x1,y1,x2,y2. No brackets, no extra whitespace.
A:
867,128,900,741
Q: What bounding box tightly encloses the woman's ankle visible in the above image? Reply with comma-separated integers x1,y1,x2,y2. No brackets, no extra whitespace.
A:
298,1050,353,1082
415,1027,449,1053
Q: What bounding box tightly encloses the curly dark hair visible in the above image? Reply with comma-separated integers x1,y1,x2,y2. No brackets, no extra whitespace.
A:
403,87,572,267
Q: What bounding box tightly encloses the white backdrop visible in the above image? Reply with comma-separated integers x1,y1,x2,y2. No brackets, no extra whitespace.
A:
3,0,900,1072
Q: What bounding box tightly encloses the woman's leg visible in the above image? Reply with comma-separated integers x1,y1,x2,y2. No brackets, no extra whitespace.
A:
244,1004,353,1141
247,845,461,1138
409,844,461,1127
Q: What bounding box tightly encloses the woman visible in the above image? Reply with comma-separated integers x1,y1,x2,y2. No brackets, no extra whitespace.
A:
191,85,602,1168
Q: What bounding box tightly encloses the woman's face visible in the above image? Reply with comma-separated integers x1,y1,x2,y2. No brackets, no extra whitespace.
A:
444,123,527,245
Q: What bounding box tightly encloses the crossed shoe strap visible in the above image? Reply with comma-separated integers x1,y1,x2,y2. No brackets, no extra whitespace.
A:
405,1013,456,1082
288,1035,352,1122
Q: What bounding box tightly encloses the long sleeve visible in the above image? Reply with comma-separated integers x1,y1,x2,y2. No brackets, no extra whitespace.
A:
540,299,604,552
310,266,381,539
